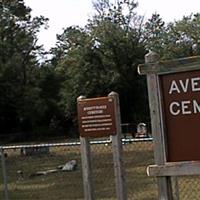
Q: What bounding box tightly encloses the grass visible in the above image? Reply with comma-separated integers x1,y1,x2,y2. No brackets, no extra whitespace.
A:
0,141,185,200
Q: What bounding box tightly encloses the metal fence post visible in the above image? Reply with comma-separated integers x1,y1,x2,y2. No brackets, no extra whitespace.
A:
1,147,9,200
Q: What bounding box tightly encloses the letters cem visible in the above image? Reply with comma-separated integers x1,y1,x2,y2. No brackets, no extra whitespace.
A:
168,76,200,116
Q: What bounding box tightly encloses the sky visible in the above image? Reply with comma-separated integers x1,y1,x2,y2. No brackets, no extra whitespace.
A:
25,0,200,51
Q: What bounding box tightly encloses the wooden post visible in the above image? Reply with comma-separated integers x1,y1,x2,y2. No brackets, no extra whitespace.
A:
80,137,94,200
145,52,173,200
78,96,94,200
1,148,9,200
109,92,127,200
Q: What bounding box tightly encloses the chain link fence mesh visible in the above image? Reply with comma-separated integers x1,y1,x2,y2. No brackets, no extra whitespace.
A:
123,139,157,200
91,141,116,199
172,176,200,200
1,138,199,199
0,143,84,200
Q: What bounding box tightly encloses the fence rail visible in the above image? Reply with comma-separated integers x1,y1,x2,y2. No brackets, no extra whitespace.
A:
0,137,153,150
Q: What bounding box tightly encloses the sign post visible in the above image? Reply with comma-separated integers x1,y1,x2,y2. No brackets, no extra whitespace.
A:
138,52,200,199
77,92,126,200
109,92,127,200
78,95,94,200
80,135,94,200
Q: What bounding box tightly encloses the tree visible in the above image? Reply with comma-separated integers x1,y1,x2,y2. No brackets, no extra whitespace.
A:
0,0,48,135
144,13,200,59
92,0,141,30
51,0,149,134
143,13,166,54
165,13,200,58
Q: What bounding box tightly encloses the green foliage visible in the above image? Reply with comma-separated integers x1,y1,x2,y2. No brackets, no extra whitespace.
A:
51,0,149,127
144,13,200,59
0,0,49,134
92,0,140,29
2,0,200,139
143,13,166,54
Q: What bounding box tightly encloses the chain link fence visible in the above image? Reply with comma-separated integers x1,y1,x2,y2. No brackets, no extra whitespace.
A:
0,142,84,200
1,137,199,199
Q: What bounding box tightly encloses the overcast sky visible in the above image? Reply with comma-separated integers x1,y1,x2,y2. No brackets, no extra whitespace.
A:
25,0,200,51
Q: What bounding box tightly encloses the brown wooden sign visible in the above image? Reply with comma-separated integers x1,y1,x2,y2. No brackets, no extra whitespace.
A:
77,96,117,138
160,69,200,162
138,53,200,199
